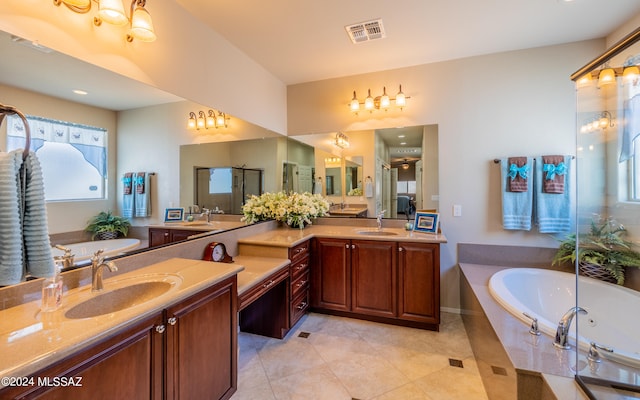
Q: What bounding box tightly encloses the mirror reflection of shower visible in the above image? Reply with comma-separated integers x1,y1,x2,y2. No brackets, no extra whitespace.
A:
195,167,264,214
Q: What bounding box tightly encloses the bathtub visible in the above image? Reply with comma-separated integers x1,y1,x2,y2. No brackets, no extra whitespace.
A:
51,238,141,266
489,268,640,369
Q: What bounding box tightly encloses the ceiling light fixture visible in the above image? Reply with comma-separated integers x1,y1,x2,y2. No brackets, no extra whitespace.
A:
335,132,350,149
401,159,410,170
187,109,229,130
53,0,156,42
349,85,409,114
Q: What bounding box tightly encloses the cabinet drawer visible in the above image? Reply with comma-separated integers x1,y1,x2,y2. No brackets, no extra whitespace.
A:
291,270,309,298
238,267,289,311
290,255,310,280
289,241,310,263
290,290,310,326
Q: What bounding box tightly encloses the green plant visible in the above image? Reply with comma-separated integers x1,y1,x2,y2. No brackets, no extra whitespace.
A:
552,217,640,284
85,211,131,240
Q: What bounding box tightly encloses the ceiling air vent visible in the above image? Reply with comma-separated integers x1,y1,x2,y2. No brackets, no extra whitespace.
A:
345,19,386,44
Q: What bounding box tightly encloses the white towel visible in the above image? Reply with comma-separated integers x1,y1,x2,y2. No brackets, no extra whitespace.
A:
365,180,373,198
313,179,322,195
0,150,24,285
134,172,151,217
20,151,54,278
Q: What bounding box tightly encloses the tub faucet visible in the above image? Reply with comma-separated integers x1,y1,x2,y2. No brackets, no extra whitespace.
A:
90,249,118,292
54,245,75,269
554,306,587,349
376,210,386,231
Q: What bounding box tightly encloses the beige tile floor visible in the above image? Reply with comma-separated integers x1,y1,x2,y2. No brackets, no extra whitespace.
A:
232,312,489,400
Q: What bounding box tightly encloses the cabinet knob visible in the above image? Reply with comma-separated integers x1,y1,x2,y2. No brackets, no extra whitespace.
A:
167,317,177,326
155,325,166,334
399,247,404,252
164,233,169,237
351,244,355,249
297,263,307,270
345,244,349,249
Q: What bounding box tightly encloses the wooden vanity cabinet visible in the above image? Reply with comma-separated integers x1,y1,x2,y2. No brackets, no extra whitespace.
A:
148,228,209,247
312,237,440,330
3,276,237,400
289,240,311,327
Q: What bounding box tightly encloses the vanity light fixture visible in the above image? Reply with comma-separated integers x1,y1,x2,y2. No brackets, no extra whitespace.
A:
575,61,640,89
580,111,614,133
349,85,409,114
54,0,156,42
335,132,350,148
187,109,230,130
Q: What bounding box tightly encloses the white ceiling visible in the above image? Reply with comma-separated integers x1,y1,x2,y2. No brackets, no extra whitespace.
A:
2,1,640,111
175,0,640,85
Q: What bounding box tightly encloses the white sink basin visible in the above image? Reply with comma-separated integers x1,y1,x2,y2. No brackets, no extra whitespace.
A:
63,273,182,319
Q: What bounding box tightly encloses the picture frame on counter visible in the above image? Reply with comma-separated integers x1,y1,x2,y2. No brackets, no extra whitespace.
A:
164,207,185,222
413,211,439,234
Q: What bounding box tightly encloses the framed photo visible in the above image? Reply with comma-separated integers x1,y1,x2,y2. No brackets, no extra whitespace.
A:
413,211,439,234
164,207,185,222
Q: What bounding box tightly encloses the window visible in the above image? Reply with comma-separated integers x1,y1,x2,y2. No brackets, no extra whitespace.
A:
209,168,232,194
6,115,107,201
396,180,416,194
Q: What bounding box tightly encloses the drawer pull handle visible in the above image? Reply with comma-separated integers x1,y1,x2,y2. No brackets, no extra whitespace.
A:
263,280,275,288
296,301,308,310
296,247,307,254
296,263,307,270
155,325,166,334
296,280,307,287
167,317,177,326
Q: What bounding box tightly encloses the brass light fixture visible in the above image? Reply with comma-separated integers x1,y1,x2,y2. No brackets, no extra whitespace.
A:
187,110,229,130
575,62,640,89
579,111,614,133
349,85,409,114
54,0,156,42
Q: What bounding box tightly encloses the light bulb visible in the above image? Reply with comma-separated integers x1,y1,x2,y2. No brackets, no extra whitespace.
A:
364,89,374,110
129,5,156,42
395,85,406,107
98,0,127,25
598,68,616,88
380,87,390,109
350,91,360,112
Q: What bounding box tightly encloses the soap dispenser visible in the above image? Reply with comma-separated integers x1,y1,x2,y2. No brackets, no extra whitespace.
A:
41,261,63,312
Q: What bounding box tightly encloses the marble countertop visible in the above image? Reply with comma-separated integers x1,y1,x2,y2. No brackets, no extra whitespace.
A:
238,224,447,248
459,263,587,399
148,220,247,231
234,255,291,296
0,258,243,384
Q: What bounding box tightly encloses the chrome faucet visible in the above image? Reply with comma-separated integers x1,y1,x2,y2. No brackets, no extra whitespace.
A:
54,245,75,269
554,306,587,349
376,210,386,231
90,249,118,292
201,208,211,223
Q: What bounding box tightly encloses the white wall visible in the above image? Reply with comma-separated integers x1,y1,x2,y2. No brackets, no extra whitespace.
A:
288,40,605,309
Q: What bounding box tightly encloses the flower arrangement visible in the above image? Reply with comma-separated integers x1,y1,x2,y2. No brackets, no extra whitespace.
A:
552,215,640,284
242,191,330,229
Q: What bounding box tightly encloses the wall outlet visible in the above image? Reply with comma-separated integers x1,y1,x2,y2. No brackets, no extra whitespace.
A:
453,204,462,217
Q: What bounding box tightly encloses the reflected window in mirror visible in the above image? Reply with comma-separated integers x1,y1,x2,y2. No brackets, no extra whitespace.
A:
195,167,263,214
345,156,363,196
6,115,107,201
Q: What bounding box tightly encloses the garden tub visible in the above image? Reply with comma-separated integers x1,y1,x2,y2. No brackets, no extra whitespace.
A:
488,267,640,369
51,238,141,266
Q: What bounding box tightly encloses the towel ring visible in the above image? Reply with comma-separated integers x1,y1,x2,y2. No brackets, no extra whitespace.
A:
0,103,31,160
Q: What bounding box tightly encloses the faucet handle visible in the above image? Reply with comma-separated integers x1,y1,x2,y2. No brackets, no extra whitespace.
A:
522,312,541,336
587,342,613,363
90,249,106,264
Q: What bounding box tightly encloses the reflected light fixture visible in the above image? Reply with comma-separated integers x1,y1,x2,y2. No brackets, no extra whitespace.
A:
401,159,410,170
579,111,614,133
54,0,157,42
335,132,350,149
187,109,230,130
349,85,409,114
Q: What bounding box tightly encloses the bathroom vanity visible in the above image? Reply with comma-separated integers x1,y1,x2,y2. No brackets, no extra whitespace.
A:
0,259,242,400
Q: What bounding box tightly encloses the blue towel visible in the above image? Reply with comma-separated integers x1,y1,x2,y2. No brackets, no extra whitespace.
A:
534,156,572,233
122,172,134,218
501,157,533,230
134,172,151,217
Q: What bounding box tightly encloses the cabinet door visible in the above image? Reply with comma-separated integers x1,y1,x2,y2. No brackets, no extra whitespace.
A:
311,238,351,311
351,240,397,318
165,276,237,400
398,242,440,324
169,229,206,243
148,228,170,247
4,313,164,400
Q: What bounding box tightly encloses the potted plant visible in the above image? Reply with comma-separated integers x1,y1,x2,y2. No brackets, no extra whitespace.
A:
85,211,131,240
552,216,640,284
